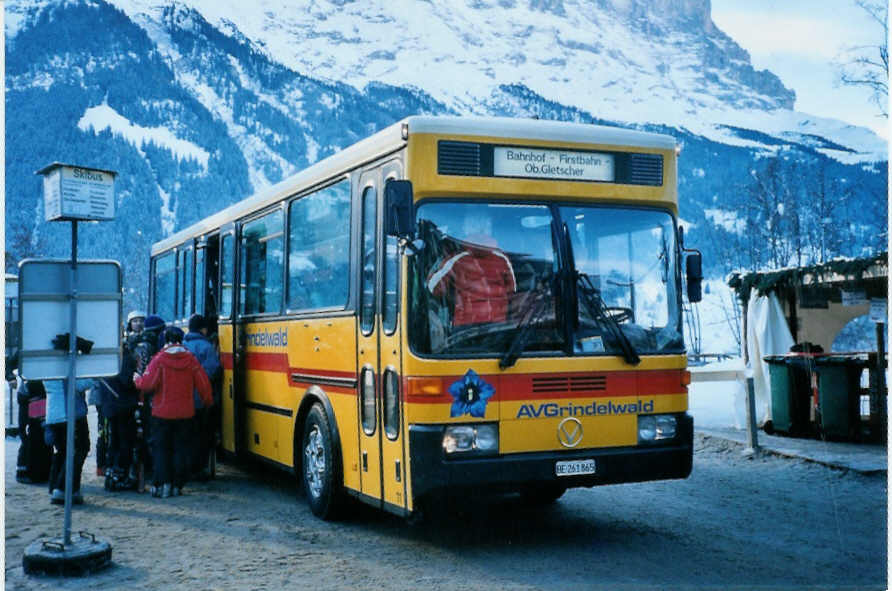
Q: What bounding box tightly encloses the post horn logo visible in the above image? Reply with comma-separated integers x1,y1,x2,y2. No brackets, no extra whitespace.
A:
557,417,583,448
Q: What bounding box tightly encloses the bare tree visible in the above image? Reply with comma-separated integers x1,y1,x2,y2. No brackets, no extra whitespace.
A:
837,0,889,117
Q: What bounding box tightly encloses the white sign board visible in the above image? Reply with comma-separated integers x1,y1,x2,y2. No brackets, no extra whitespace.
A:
870,298,887,323
493,146,614,182
40,163,116,221
18,260,122,380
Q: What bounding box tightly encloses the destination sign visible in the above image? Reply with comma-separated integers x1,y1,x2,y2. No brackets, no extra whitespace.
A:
493,147,615,182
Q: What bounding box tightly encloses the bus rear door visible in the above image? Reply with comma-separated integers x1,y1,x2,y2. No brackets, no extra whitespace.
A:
218,224,241,454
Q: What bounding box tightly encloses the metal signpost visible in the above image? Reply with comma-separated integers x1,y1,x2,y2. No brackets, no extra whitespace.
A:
21,163,119,576
869,298,887,435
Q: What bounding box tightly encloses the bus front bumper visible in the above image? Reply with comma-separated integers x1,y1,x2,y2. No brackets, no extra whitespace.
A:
408,413,693,500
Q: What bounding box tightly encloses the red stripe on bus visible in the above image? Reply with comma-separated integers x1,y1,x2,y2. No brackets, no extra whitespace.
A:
247,352,291,373
404,370,686,404
219,352,357,389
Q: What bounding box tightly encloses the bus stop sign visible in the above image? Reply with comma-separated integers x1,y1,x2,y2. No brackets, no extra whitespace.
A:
37,163,116,222
17,260,122,380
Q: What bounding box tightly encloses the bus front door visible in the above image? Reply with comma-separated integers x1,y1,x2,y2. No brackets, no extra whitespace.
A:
379,164,407,512
357,174,383,504
356,163,408,513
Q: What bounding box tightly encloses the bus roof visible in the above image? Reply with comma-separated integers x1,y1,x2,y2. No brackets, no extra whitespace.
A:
407,116,676,150
151,116,676,255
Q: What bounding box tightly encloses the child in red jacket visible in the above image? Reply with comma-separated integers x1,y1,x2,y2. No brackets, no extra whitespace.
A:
134,326,213,498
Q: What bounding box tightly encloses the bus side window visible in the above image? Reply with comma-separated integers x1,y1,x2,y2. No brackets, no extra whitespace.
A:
240,210,284,315
153,251,176,320
359,185,377,335
287,180,351,312
220,235,234,318
183,247,193,321
382,233,398,334
195,247,205,318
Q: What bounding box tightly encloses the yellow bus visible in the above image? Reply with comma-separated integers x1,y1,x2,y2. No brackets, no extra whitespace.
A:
149,116,702,519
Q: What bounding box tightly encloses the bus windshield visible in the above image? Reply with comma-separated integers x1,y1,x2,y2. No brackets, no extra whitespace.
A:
409,201,683,358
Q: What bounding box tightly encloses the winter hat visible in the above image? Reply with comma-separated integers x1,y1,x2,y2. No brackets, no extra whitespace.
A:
144,315,165,331
127,310,146,323
163,326,185,345
188,313,206,332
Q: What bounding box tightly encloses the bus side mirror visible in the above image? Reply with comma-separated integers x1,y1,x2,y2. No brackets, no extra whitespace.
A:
685,252,703,303
384,179,415,239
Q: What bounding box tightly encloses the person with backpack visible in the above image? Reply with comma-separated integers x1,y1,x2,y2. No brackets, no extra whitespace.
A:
44,378,93,504
128,313,164,491
134,314,165,372
96,313,144,491
134,326,213,498
183,314,221,479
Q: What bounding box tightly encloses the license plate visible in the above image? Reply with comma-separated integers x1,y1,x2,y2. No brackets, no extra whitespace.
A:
555,459,596,477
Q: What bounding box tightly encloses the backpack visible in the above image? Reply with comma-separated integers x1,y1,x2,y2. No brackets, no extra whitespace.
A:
131,330,160,374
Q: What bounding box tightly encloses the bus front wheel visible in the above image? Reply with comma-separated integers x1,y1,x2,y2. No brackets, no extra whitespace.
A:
301,403,344,520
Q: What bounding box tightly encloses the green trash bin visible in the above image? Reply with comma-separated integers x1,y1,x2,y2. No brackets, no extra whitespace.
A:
765,356,792,433
764,354,814,436
814,355,868,441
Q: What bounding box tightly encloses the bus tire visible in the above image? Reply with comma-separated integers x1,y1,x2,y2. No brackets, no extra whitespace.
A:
519,483,566,505
301,403,344,520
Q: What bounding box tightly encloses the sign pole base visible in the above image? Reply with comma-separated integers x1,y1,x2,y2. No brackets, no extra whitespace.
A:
23,532,112,576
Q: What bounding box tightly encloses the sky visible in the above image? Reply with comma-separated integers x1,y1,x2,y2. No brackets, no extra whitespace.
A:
711,0,888,138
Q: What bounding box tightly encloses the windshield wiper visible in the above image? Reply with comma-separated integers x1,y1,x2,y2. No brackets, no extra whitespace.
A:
577,273,641,365
499,274,553,370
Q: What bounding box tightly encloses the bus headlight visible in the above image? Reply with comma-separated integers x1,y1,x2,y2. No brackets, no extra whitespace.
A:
656,415,677,439
638,415,656,441
638,414,677,443
474,424,499,452
443,423,499,455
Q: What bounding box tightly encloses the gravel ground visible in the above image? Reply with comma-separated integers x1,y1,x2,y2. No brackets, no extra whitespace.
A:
3,422,887,590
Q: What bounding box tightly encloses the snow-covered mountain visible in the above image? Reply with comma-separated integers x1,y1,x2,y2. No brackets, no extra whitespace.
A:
4,0,887,311
108,0,887,162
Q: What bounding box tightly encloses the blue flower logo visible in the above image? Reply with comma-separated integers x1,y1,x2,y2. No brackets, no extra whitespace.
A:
448,369,494,418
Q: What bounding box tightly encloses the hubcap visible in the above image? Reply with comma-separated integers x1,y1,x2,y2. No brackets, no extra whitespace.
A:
304,425,326,499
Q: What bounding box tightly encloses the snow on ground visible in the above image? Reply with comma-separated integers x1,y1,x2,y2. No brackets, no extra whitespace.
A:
77,102,210,169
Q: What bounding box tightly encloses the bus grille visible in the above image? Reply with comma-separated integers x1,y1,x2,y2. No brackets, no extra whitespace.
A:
531,375,607,393
438,141,481,176
627,153,663,186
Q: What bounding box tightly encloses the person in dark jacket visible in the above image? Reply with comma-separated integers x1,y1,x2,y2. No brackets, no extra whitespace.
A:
134,326,213,498
129,313,165,485
183,314,222,478
125,310,145,340
15,378,51,484
96,319,142,491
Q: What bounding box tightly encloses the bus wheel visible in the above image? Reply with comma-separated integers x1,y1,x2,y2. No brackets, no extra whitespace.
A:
301,403,343,520
519,483,566,505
